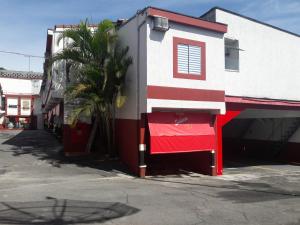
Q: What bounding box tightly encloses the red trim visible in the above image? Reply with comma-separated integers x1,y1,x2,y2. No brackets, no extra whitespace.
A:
17,97,21,116
4,94,35,98
173,37,206,80
226,96,300,108
147,86,225,102
148,8,227,33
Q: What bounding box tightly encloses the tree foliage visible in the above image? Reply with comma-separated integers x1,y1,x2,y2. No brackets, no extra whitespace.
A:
50,19,132,155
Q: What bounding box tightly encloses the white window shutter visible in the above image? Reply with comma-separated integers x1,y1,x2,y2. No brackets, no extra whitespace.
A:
177,44,189,74
188,45,201,75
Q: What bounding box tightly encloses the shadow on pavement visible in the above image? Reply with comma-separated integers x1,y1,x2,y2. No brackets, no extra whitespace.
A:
146,178,300,204
223,158,288,168
0,197,139,224
1,130,131,176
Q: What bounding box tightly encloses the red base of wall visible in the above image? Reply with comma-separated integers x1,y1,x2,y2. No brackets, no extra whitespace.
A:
63,123,91,155
223,138,300,163
115,119,140,175
284,142,300,163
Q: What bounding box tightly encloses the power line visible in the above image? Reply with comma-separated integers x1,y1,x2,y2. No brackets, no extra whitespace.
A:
0,50,45,71
0,50,45,58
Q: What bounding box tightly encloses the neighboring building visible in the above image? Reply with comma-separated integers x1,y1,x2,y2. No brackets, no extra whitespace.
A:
0,70,43,129
41,26,93,151
0,84,4,128
42,6,300,177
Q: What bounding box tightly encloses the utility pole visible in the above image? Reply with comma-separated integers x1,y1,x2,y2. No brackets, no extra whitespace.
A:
0,50,44,71
27,56,31,71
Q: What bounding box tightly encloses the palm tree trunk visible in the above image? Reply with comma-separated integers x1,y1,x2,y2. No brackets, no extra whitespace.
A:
111,100,117,157
105,114,112,156
85,116,99,153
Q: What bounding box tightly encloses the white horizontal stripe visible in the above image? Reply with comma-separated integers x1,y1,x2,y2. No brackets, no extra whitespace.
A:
147,99,226,115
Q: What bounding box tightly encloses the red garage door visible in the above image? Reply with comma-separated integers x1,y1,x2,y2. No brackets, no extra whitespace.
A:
148,112,215,154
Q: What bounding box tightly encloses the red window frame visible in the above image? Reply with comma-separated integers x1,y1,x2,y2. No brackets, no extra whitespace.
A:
173,37,206,80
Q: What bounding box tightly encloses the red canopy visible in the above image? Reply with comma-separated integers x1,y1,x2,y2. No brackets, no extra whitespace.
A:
148,112,216,154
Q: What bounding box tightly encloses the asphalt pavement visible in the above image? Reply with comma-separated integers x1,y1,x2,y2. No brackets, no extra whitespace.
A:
0,130,299,225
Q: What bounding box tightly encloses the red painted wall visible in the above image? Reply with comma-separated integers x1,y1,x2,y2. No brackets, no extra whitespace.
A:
115,119,140,175
63,123,91,155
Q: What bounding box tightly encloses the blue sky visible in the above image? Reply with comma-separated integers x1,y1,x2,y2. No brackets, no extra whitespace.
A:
0,0,299,72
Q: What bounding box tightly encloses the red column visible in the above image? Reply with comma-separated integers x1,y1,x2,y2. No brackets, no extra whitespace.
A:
18,97,21,116
215,110,242,175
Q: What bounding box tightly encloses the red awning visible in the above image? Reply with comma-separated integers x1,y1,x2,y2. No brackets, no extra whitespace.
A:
148,112,215,154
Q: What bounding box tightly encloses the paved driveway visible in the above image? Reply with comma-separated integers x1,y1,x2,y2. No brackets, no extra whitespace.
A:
0,130,299,225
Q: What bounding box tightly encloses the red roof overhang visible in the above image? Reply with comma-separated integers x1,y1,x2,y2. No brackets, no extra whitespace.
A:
147,7,227,33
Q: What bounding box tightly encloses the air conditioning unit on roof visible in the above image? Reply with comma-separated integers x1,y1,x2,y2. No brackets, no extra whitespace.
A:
152,16,169,32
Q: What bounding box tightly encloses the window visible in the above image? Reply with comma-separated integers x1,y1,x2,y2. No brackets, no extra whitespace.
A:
173,37,206,80
225,38,239,71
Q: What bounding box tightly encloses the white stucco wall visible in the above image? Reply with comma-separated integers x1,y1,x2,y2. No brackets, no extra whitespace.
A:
146,19,226,114
0,78,42,95
214,9,300,101
116,13,228,119
116,13,148,120
147,21,225,90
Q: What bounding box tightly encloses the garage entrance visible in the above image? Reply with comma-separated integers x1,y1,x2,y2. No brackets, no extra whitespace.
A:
222,108,300,172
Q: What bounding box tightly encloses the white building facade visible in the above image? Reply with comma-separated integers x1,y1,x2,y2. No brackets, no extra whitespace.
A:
42,25,93,152
115,7,300,176
42,7,300,177
0,70,43,129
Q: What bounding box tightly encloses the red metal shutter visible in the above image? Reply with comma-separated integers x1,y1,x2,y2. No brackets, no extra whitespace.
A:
148,112,215,154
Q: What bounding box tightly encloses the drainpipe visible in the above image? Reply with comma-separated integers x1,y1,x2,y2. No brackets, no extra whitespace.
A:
137,12,147,178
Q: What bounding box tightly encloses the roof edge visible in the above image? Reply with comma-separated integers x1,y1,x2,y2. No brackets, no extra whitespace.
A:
147,6,227,33
201,6,300,38
118,6,227,33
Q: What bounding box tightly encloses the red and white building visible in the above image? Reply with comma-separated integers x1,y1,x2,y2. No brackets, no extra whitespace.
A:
0,70,43,129
42,7,300,177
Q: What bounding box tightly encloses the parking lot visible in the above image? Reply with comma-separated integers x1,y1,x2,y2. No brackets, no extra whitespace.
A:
0,130,299,225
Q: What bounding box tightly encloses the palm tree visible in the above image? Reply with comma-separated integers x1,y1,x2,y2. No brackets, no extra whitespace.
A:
50,19,132,156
